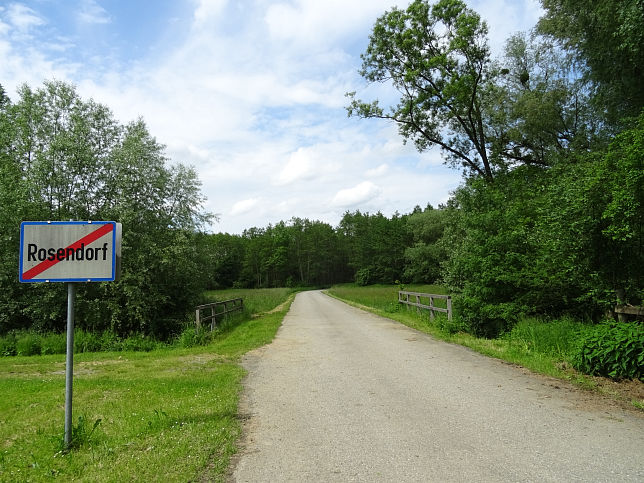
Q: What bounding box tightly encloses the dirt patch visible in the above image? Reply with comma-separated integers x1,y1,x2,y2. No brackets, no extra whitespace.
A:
593,377,644,410
251,294,296,318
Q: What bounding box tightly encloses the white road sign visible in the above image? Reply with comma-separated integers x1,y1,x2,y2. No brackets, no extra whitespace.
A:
19,221,122,283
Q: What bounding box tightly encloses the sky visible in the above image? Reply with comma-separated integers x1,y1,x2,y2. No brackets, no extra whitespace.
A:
0,0,543,234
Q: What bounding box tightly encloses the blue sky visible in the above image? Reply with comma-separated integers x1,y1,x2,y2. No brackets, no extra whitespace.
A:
0,0,543,233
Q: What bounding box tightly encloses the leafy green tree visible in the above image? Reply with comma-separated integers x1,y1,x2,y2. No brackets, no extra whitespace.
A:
489,33,603,165
198,233,245,289
440,170,545,336
535,113,644,312
403,205,448,283
347,0,499,180
337,211,408,284
0,81,210,338
538,0,644,123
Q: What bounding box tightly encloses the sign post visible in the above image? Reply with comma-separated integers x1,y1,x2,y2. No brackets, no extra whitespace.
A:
19,221,121,448
65,282,75,447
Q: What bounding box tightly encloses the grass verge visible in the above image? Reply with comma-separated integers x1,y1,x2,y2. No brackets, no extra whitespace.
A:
0,288,296,482
326,284,643,412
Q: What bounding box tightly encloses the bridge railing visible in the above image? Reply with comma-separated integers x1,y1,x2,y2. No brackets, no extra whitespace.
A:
195,298,244,331
398,291,452,321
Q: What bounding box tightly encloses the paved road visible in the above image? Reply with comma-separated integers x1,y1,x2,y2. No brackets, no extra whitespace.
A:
230,291,644,482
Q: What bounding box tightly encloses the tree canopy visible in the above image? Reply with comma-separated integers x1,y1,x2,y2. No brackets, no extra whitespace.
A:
0,81,210,337
538,0,644,123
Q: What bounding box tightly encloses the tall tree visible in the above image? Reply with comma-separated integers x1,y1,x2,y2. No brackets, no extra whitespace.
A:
489,33,603,164
347,0,498,180
538,0,644,123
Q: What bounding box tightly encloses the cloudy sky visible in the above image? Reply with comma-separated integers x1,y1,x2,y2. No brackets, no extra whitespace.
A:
0,0,542,234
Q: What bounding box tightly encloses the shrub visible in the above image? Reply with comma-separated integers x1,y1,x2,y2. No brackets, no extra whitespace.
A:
0,332,17,356
452,295,520,338
16,332,42,356
175,327,208,348
436,313,468,335
572,322,644,380
75,330,104,353
120,333,158,352
355,268,371,286
40,333,66,355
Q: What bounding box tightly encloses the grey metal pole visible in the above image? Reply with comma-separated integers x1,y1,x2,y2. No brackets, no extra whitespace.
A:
64,282,75,448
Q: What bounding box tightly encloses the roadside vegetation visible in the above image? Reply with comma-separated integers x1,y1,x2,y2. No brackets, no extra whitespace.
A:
328,285,643,410
0,288,294,482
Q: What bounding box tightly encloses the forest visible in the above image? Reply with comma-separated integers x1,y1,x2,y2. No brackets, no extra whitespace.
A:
0,0,642,341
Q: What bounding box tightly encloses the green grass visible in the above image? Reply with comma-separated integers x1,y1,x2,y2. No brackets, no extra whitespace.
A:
203,287,298,316
0,288,295,482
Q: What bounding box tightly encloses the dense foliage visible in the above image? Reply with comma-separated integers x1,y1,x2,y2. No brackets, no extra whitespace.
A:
344,0,643,337
0,81,210,339
573,321,644,380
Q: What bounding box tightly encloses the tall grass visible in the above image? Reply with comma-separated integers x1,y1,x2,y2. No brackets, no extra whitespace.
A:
202,287,299,316
329,283,448,312
505,317,584,359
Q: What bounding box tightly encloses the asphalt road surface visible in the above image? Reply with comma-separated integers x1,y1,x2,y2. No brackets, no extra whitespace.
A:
230,290,644,482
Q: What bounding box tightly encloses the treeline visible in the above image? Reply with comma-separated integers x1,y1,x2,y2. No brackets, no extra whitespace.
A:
196,206,444,290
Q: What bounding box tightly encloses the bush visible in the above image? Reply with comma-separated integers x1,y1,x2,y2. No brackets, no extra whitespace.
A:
175,327,208,348
16,332,42,356
0,332,17,356
452,295,520,338
120,333,158,352
436,313,468,335
355,268,371,286
40,332,66,355
75,330,105,353
572,322,644,380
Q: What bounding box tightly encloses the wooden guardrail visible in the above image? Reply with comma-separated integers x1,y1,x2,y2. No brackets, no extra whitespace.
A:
398,291,452,321
615,304,644,322
195,298,244,331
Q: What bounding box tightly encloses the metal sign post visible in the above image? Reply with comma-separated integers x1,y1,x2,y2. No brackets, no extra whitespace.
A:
65,282,75,447
19,221,121,449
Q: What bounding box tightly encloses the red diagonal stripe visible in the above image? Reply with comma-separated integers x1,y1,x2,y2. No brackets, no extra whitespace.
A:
22,223,114,280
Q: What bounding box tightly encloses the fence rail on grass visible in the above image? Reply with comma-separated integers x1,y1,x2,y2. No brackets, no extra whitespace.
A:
398,291,452,321
195,298,244,331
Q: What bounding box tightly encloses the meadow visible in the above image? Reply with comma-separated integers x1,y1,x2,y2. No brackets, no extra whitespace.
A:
0,288,296,482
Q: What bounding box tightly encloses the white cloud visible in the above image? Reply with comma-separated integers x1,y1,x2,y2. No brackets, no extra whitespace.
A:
230,198,260,216
275,148,315,185
7,4,44,31
332,181,382,208
77,0,111,25
366,163,388,177
193,0,227,27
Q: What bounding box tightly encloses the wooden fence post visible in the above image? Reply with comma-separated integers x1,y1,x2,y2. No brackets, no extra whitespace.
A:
429,296,434,322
